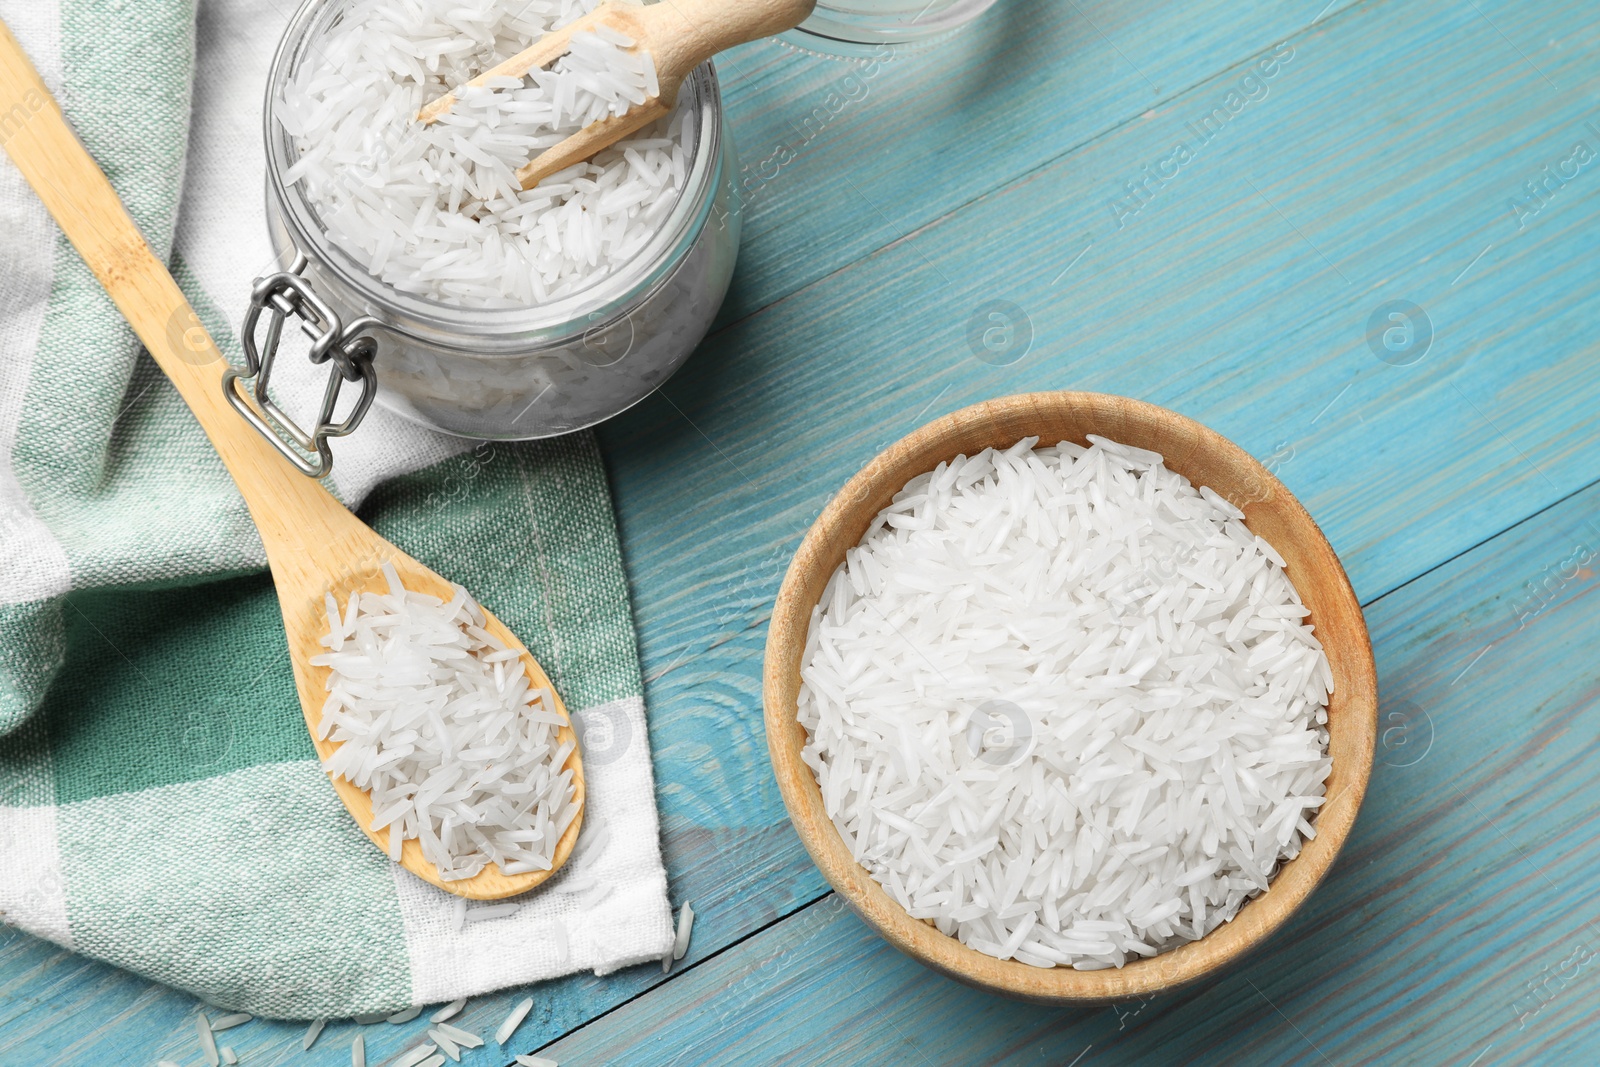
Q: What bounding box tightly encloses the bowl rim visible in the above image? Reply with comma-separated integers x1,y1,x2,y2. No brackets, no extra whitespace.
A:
761,390,1377,1002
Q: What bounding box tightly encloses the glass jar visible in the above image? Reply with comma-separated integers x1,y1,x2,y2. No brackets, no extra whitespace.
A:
792,0,999,50
255,0,740,445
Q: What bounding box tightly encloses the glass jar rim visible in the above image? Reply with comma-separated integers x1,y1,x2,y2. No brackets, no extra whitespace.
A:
263,0,723,346
790,0,999,48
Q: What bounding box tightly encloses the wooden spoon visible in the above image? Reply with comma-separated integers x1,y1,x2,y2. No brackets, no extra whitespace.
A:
0,19,583,901
419,0,816,189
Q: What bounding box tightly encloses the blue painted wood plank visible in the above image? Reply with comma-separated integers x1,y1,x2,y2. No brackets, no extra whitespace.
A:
711,0,1364,324
521,476,1600,1066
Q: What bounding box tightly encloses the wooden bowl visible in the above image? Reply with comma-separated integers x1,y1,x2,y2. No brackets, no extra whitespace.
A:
762,391,1377,1002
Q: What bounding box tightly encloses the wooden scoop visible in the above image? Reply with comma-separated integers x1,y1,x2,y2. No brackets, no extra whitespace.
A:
419,0,816,189
0,19,583,901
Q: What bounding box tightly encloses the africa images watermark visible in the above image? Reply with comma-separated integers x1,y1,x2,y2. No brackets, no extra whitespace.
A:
1366,299,1434,366
0,87,45,147
1507,118,1600,231
571,701,634,768
1378,698,1433,769
1106,41,1296,231
1509,539,1596,631
1512,935,1597,1031
965,299,1034,366
732,44,897,216
966,699,1033,767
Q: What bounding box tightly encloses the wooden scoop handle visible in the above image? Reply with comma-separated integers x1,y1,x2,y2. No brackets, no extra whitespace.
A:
641,0,818,79
508,0,815,187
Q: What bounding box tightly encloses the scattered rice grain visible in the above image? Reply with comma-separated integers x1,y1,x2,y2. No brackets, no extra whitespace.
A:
431,998,467,1023
672,901,695,961
495,997,534,1045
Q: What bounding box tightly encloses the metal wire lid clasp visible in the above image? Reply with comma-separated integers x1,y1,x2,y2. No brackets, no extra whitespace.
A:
226,252,381,478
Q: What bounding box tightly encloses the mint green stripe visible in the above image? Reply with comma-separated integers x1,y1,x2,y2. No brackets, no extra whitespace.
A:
43,575,310,805
0,712,55,808
14,0,196,512
0,599,65,740
56,759,410,1018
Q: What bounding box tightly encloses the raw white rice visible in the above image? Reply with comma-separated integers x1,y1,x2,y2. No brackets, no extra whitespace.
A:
569,819,610,865
220,1048,237,1066
430,1029,462,1060
515,1057,559,1067
431,998,467,1024
672,901,695,960
434,1022,484,1049
279,0,689,308
196,1015,219,1067
397,1044,440,1067
577,881,614,909
388,1005,423,1024
552,919,570,962
303,1018,327,1050
315,563,579,882
352,1034,366,1067
210,1013,251,1031
797,435,1333,969
495,996,535,1045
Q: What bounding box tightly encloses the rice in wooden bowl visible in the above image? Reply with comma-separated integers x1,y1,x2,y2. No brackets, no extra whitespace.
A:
762,391,1376,1002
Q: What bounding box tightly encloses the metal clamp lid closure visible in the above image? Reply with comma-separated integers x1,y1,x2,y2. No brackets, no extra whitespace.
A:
226,252,381,478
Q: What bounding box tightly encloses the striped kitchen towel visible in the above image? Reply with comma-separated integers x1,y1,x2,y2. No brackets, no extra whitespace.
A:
0,0,672,1018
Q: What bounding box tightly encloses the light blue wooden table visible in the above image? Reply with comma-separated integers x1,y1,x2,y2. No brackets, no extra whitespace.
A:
5,0,1600,1062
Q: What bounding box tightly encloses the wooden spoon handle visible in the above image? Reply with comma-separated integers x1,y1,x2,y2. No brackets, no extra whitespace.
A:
0,17,357,548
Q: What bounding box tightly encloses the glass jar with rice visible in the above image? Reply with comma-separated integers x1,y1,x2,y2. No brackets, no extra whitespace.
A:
250,0,740,452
